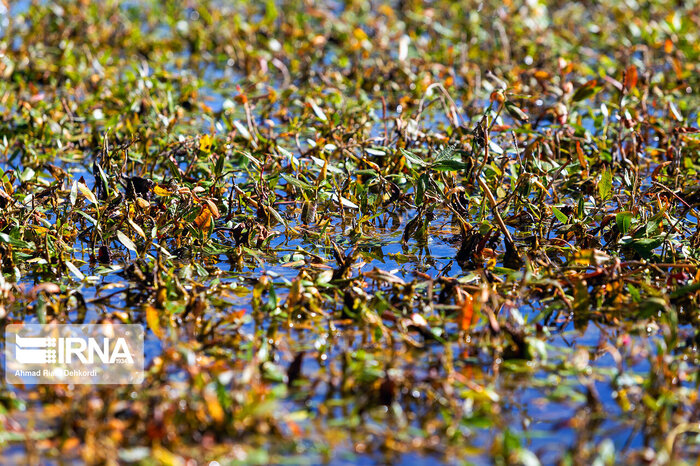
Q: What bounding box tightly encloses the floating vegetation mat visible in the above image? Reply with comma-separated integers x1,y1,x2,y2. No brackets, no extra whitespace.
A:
1,0,700,464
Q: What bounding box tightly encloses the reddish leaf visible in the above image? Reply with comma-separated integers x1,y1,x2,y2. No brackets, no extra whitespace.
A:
459,293,474,331
624,65,638,90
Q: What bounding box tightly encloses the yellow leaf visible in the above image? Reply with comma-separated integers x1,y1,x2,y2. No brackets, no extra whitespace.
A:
664,38,673,54
199,134,213,152
152,446,185,466
534,70,551,81
31,225,48,234
231,286,250,297
194,206,212,229
318,158,328,183
353,27,368,41
156,286,167,308
61,437,80,453
205,199,220,218
204,389,224,423
153,185,173,196
136,197,150,209
145,304,163,338
128,218,146,239
573,249,611,266
378,4,394,16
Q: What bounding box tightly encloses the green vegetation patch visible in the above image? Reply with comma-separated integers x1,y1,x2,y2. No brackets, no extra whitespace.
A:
1,0,700,464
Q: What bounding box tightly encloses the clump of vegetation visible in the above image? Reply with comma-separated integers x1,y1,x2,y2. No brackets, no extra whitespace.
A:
1,0,700,463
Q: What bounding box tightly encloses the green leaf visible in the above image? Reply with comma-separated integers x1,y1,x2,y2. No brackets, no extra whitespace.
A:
415,173,429,206
629,237,664,258
266,205,288,228
670,281,700,300
329,193,359,209
75,209,99,227
0,232,34,249
552,206,568,224
233,120,252,141
616,211,633,234
70,181,78,206
599,168,612,200
281,174,314,191
214,153,225,177
309,99,327,122
365,148,386,156
505,101,529,123
577,196,585,219
400,148,428,167
431,159,470,171
571,79,602,102
65,261,85,281
434,143,458,162
488,140,504,155
645,218,661,236
20,167,35,183
117,230,137,253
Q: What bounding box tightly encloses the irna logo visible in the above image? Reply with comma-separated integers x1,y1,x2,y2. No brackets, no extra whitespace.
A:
5,324,144,385
14,335,134,365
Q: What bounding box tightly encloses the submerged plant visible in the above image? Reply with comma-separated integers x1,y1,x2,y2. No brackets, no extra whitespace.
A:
0,0,700,464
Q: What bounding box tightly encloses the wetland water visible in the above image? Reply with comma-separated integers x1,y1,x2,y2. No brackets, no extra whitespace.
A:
1,1,700,464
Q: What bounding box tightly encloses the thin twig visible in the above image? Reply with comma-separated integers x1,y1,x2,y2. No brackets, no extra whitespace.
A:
478,176,514,245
